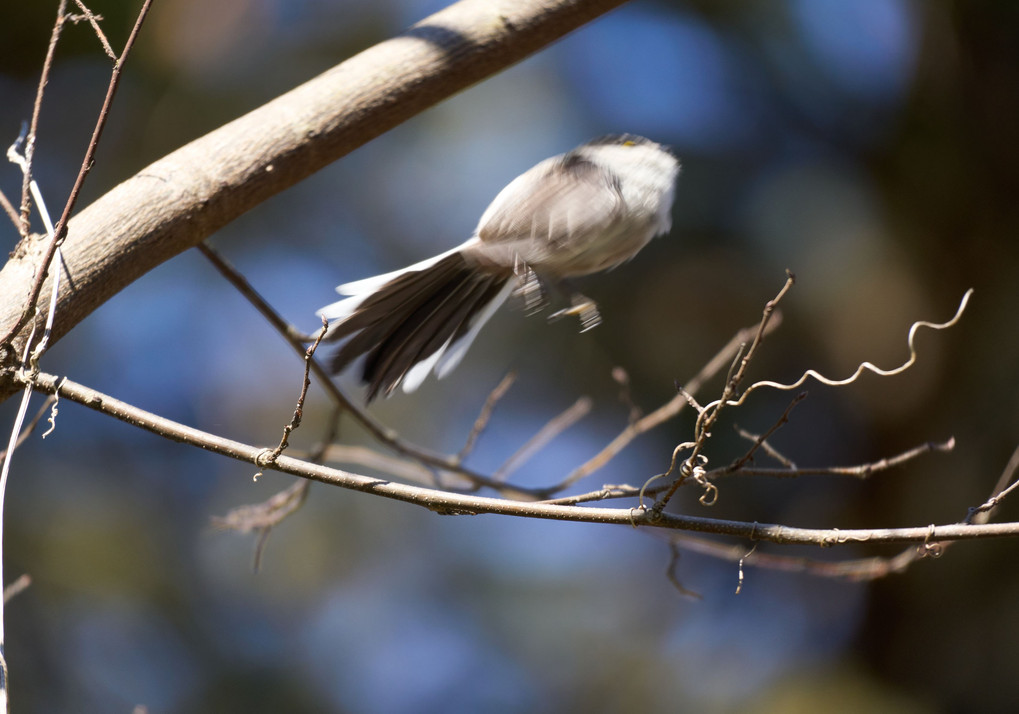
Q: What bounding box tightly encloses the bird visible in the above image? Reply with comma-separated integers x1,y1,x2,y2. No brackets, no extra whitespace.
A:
318,134,680,401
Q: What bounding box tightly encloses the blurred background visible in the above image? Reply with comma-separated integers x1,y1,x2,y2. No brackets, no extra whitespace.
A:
2,0,1018,711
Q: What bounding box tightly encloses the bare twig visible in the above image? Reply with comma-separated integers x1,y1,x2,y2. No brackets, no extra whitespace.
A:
1,0,155,354
715,439,956,480
16,0,68,237
322,444,438,484
492,396,592,482
541,439,956,509
212,480,310,572
654,284,973,513
0,396,57,461
667,532,924,582
969,444,1019,521
728,391,807,472
547,316,782,493
0,191,18,231
457,371,517,463
665,542,702,599
655,272,796,510
0,324,42,705
661,440,1011,582
71,0,115,59
734,425,796,468
257,316,327,469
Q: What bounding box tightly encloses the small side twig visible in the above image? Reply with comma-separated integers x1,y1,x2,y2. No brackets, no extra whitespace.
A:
728,391,807,472
969,444,1019,521
714,438,956,481
256,316,327,471
665,542,702,599
457,371,516,463
212,480,310,572
492,396,592,483
734,425,796,468
15,0,68,237
71,0,115,59
0,190,19,231
667,532,920,582
0,396,57,461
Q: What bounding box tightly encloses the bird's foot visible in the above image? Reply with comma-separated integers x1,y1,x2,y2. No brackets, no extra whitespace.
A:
549,296,601,332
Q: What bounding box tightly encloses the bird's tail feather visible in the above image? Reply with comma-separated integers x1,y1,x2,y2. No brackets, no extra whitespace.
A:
320,252,512,401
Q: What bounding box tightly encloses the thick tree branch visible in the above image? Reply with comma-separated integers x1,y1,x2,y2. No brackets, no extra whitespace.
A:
0,0,627,402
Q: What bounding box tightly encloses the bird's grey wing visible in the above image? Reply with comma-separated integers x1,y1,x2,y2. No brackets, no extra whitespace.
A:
476,155,624,258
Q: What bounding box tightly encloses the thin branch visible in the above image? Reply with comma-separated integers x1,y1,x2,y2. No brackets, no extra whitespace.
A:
218,482,311,529
715,439,956,480
492,396,592,482
322,444,438,484
1,0,155,354
727,391,807,472
0,396,56,461
546,315,783,492
0,191,18,232
665,542,702,599
257,316,327,468
71,0,115,59
734,425,796,468
457,371,517,463
539,440,956,509
17,0,69,237
969,444,1019,521
20,369,1019,546
654,284,973,512
667,532,925,582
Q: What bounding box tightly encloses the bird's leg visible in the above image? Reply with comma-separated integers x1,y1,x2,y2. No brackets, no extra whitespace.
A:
513,262,547,316
548,279,602,332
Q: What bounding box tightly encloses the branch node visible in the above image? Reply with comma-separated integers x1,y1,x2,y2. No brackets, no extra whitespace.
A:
254,449,275,468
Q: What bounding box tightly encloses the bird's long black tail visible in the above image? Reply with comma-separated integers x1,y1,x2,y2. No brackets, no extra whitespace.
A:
321,252,513,401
